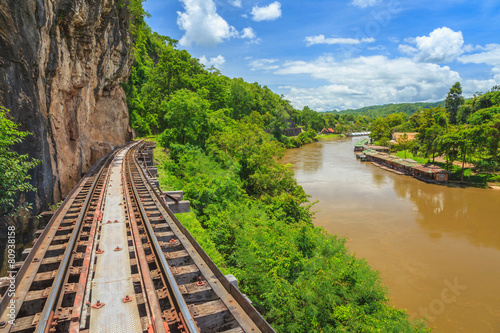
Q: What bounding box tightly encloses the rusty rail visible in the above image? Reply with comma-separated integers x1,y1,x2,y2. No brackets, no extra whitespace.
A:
34,148,117,333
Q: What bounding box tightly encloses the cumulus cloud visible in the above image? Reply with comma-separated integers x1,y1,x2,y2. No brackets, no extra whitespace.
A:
399,27,464,63
241,27,256,39
305,35,375,46
351,0,381,8
199,55,226,68
177,0,238,47
249,58,280,71
251,2,282,21
273,54,461,110
239,27,261,44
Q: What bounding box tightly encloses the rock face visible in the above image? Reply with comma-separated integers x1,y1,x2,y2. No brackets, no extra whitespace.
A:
0,0,133,210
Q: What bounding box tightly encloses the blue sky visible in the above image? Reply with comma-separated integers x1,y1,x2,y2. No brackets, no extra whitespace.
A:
143,0,500,111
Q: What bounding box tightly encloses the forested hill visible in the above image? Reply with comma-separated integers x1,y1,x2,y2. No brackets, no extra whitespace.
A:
333,101,444,117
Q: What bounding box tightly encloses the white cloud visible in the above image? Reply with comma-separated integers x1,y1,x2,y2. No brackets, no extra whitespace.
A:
274,54,462,110
458,44,500,70
241,27,256,39
459,44,500,87
230,0,242,7
398,44,418,55
351,0,381,8
199,55,226,68
249,58,280,71
251,2,282,21
177,0,238,47
462,78,499,96
305,35,375,46
240,27,261,44
399,27,464,63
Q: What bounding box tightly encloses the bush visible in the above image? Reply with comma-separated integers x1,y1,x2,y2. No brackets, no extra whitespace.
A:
0,107,40,217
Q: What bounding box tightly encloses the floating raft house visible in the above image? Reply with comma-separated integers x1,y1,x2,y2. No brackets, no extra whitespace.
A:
363,149,449,182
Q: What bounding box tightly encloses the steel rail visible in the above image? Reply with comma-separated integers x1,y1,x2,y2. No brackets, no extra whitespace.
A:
127,143,199,333
68,157,112,333
34,148,117,333
0,149,114,324
123,144,168,333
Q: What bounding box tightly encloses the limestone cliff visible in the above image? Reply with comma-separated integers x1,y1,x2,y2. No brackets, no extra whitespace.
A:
0,0,134,212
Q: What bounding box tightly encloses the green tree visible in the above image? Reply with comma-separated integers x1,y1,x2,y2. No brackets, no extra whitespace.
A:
158,89,211,147
394,133,417,159
416,106,448,161
469,106,500,164
0,107,40,217
300,106,324,132
439,126,478,181
269,104,291,139
369,117,390,142
445,82,464,125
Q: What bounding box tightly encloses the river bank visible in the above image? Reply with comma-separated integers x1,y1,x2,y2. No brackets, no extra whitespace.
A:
280,137,500,332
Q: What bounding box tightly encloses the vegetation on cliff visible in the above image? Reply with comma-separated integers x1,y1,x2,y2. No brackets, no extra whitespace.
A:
123,3,428,331
0,107,40,217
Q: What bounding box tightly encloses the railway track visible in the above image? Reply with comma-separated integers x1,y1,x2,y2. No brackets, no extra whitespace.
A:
0,141,274,333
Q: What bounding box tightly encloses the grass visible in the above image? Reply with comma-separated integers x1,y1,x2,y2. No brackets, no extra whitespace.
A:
394,150,429,164
317,133,344,140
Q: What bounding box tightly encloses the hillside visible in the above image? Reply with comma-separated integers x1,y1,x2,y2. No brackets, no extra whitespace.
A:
332,101,444,117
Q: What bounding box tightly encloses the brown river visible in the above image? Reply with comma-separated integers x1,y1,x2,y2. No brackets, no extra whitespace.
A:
280,137,500,332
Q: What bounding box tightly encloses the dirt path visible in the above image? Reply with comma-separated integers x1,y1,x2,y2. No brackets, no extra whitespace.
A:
432,156,474,168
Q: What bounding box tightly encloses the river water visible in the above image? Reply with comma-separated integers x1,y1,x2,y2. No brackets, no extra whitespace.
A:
280,137,500,332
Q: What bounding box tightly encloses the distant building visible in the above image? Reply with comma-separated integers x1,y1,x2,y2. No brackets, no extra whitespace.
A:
321,128,337,134
392,132,419,141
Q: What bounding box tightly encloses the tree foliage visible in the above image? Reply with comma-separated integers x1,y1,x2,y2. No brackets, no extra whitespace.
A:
0,107,40,217
445,82,464,125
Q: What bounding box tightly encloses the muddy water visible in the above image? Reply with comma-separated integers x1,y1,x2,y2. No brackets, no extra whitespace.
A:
280,137,500,332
